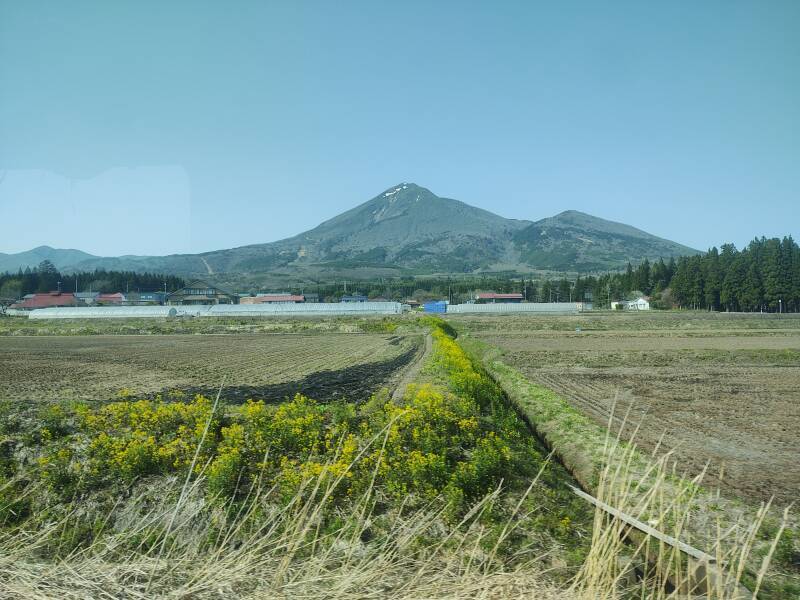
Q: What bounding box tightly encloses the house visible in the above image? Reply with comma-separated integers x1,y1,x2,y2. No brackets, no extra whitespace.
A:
125,291,167,305
167,280,236,305
476,292,524,304
627,297,650,310
611,297,650,311
341,294,368,303
10,292,78,310
241,294,305,304
303,293,320,303
97,292,126,305
74,292,100,305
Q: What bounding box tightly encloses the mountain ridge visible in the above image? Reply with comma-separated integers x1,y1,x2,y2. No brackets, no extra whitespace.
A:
0,183,698,279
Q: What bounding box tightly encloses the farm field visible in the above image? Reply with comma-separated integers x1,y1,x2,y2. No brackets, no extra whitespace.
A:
0,314,407,336
453,312,800,507
0,314,795,597
0,332,421,405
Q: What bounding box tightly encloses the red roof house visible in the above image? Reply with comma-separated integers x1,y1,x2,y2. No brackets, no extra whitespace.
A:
11,292,78,310
475,292,524,304
97,293,126,304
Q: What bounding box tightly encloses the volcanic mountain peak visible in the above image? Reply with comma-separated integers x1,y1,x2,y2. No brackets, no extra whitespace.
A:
0,183,698,279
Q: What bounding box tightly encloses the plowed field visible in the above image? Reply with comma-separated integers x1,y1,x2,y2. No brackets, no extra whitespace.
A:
0,333,421,405
455,312,800,506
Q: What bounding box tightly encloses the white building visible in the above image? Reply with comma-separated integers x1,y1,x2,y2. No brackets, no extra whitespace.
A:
627,297,650,310
611,297,650,311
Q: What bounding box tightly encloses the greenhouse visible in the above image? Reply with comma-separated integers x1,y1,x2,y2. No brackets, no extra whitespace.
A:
25,302,404,319
205,302,403,316
447,302,584,314
28,306,181,319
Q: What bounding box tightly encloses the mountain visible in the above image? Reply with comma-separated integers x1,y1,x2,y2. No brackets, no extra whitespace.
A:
0,246,99,273
0,184,698,281
513,210,698,271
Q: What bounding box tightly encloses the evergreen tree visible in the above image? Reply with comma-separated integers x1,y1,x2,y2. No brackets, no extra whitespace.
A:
703,247,721,310
740,258,764,311
721,255,746,311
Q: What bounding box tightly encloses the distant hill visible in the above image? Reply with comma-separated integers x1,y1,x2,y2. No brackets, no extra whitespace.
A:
513,210,697,271
0,246,98,273
0,184,698,280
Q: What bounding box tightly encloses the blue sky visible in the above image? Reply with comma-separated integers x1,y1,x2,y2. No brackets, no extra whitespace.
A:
1,1,798,256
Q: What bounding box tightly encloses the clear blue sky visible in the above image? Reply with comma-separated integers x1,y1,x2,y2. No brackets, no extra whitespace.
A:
1,1,798,256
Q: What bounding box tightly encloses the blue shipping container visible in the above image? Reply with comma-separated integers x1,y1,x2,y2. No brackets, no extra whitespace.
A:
423,301,447,313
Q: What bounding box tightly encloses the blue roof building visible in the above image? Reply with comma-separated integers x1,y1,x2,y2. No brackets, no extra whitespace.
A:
423,300,448,313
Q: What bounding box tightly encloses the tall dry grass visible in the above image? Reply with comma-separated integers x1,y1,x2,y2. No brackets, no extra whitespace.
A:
0,398,788,599
570,422,788,600
0,457,565,598
0,447,787,598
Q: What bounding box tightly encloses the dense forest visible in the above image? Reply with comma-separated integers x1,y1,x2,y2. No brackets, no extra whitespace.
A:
0,260,185,301
667,237,799,312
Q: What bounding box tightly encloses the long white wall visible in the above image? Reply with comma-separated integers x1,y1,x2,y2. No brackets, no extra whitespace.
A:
203,303,402,316
447,302,582,314
29,306,180,319
27,302,403,319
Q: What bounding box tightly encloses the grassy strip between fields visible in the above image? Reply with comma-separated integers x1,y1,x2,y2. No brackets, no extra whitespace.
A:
457,334,799,599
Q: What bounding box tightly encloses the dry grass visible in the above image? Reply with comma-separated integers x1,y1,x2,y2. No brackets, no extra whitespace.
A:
0,423,787,599
571,422,789,599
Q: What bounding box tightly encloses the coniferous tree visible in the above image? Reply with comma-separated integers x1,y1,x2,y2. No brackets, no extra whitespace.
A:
703,248,721,310
741,258,764,311
721,255,746,311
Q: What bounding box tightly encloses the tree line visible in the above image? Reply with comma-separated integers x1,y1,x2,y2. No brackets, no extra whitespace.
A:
295,236,798,312
669,237,799,312
0,260,186,301
534,236,798,312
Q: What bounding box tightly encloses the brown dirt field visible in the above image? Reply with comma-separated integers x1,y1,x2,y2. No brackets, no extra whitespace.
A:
459,313,800,507
0,333,420,405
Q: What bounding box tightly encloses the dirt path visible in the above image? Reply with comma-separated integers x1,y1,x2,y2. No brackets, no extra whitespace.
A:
392,333,432,401
199,256,214,274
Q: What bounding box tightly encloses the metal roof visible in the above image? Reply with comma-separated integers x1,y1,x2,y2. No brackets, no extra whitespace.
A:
476,292,524,299
242,294,304,304
13,293,77,309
